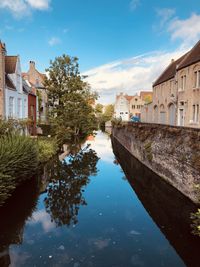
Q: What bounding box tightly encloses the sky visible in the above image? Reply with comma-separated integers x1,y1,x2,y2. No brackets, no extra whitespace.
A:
1,0,200,103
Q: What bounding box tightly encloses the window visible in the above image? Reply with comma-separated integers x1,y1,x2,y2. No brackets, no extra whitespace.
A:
194,70,200,88
193,105,196,122
197,105,199,122
17,98,22,118
24,99,27,118
192,104,200,123
30,105,35,120
180,75,186,91
9,97,14,118
170,80,174,95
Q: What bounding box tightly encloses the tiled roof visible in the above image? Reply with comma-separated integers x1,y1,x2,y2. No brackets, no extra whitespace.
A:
5,74,16,90
177,40,200,70
153,53,187,87
140,91,153,101
5,56,17,74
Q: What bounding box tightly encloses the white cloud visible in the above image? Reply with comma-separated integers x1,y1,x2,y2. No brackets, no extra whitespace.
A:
83,48,188,104
48,37,61,46
168,13,200,46
156,8,176,28
83,13,200,104
0,0,51,17
26,0,50,10
130,0,140,11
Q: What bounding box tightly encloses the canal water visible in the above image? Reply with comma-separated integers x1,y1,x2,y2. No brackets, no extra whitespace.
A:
0,131,199,267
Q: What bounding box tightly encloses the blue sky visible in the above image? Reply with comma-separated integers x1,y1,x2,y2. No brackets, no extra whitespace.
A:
1,0,200,103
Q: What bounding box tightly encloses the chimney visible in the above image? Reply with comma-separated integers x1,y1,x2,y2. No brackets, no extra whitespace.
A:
29,61,36,70
171,59,175,63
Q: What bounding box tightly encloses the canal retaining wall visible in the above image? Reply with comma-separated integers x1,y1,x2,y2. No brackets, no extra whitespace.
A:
112,122,200,204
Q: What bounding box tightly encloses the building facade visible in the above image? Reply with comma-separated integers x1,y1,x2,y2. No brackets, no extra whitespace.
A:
114,92,152,121
23,61,48,124
0,42,28,120
141,40,200,128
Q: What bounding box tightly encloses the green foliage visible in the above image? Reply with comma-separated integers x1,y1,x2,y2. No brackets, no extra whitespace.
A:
191,209,200,236
37,138,58,163
37,124,52,136
0,119,31,136
95,103,103,114
111,117,123,127
0,134,39,205
144,142,153,162
45,54,98,146
97,104,114,128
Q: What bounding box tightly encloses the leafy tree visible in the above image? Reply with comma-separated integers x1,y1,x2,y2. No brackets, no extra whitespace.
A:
98,104,114,128
45,55,98,146
95,103,103,114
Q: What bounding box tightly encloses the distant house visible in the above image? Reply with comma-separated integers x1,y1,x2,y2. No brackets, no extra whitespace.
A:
142,40,200,128
0,42,28,121
23,79,37,135
114,92,152,121
114,93,130,121
23,61,48,124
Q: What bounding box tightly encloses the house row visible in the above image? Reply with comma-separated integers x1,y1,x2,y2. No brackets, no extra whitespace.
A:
0,41,48,135
114,91,153,121
141,40,200,128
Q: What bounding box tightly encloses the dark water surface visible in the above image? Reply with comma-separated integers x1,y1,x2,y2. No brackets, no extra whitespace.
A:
0,132,199,267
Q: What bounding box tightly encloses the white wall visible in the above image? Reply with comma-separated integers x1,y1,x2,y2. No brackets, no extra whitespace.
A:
5,57,28,119
114,95,130,121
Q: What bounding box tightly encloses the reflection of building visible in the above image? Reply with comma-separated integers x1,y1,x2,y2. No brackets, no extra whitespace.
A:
114,92,152,121
142,40,200,128
23,61,48,124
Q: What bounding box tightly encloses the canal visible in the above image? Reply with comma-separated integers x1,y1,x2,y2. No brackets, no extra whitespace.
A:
0,131,199,267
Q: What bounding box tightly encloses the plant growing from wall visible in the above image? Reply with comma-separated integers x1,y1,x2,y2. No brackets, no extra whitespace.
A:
191,184,200,236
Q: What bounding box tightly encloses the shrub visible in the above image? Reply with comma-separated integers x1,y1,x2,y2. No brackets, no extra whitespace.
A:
37,138,58,163
0,134,39,205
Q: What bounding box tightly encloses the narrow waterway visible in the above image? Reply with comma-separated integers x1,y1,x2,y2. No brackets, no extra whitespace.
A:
0,132,199,267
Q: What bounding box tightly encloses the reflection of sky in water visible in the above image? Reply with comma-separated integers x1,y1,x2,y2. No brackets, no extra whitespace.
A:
8,132,185,267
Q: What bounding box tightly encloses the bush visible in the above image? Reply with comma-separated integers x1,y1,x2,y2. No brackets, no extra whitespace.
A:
0,134,39,205
37,138,58,163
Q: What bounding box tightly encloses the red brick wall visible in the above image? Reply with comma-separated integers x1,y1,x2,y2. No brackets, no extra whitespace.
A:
28,94,37,135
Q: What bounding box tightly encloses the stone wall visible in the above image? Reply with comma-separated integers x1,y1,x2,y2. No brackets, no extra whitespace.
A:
112,122,200,203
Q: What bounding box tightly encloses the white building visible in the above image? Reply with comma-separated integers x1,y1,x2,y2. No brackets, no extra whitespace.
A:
114,93,130,121
4,56,28,119
114,92,153,121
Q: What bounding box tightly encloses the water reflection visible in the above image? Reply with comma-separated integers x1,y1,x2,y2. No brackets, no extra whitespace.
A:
0,178,39,266
112,136,200,267
44,145,99,227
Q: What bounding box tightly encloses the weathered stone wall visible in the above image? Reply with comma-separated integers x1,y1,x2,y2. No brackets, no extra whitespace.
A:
112,122,200,203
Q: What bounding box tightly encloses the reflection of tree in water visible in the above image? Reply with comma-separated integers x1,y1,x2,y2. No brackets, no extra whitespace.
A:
44,145,99,227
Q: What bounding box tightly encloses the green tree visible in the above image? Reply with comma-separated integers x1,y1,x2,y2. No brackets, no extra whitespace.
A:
98,104,114,128
95,103,103,114
45,55,98,146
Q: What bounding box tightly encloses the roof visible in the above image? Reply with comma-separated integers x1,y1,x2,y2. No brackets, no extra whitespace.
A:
153,53,187,87
22,79,36,96
5,56,17,74
177,40,200,70
5,74,16,90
